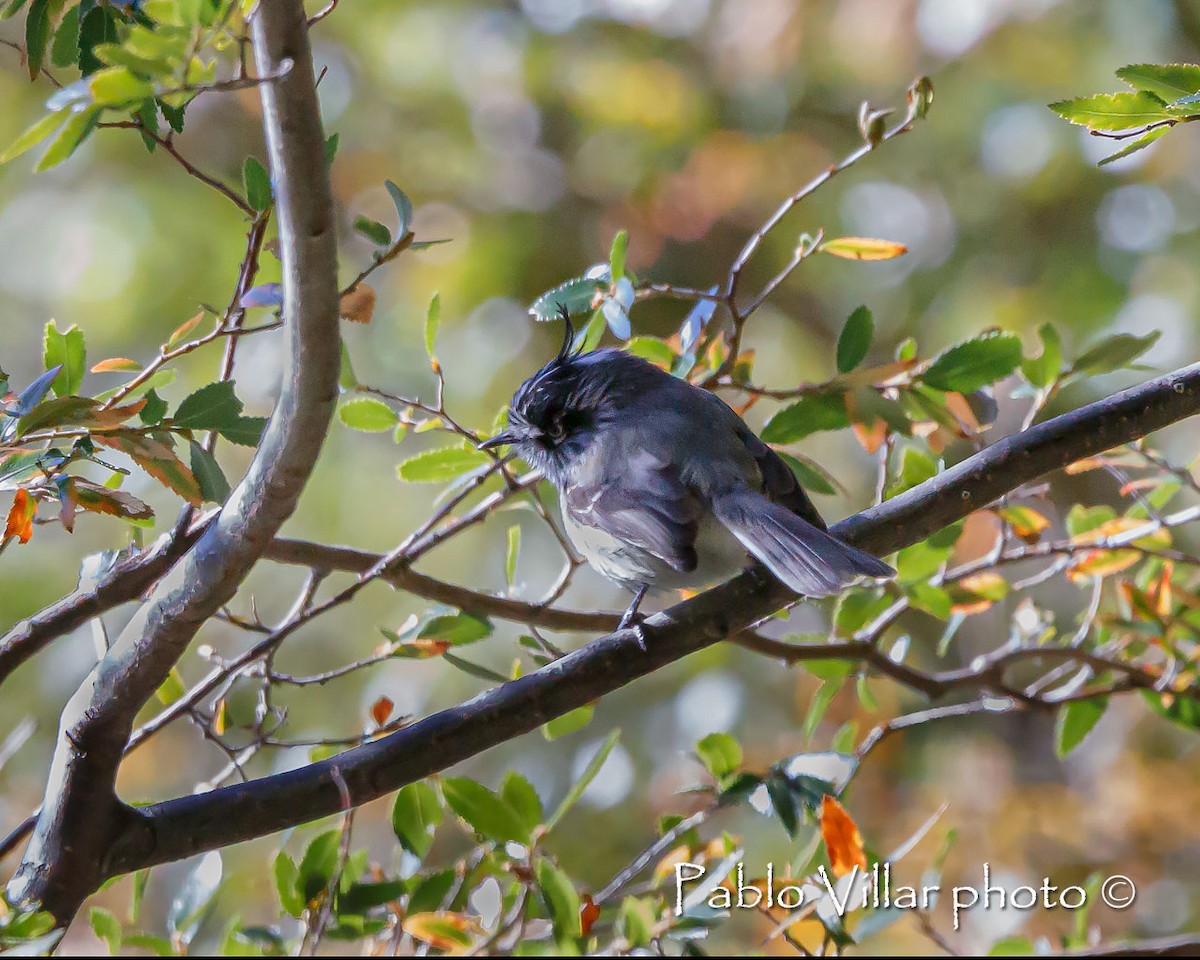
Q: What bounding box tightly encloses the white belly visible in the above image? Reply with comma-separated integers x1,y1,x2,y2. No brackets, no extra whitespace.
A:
561,506,748,594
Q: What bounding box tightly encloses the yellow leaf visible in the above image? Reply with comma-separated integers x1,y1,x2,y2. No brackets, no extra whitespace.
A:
820,795,867,877
820,236,908,261
5,489,35,544
1067,549,1140,583
998,506,1050,543
340,284,377,324
167,311,205,348
402,912,481,952
653,844,695,883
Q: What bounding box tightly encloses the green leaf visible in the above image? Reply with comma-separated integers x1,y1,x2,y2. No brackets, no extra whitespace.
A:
391,781,442,858
1143,689,1200,731
50,5,80,69
140,389,168,425
424,292,441,358
761,391,849,444
609,228,629,280
542,703,594,741
338,397,398,432
1055,698,1108,758
501,771,543,833
922,332,1022,392
836,305,873,373
173,381,243,430
1048,92,1171,131
441,777,531,844
906,582,952,620
89,66,154,106
1071,331,1160,377
156,666,186,705
418,613,492,645
441,652,507,684
536,860,582,939
324,132,339,167
34,106,100,172
505,524,520,588
1021,323,1062,388
218,416,267,447
406,870,455,916
384,179,413,236
695,732,742,779
297,831,340,903
189,441,231,503
529,276,605,321
547,730,620,829
885,446,938,499
779,452,838,496
78,5,120,77
353,215,391,247
1115,63,1200,104
243,156,271,211
25,0,50,80
0,109,70,164
43,321,86,397
619,898,655,948
804,678,844,739
1098,124,1171,166
396,446,490,483
89,907,122,956
624,336,676,367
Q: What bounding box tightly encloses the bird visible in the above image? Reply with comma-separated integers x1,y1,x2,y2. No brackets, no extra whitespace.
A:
480,307,894,634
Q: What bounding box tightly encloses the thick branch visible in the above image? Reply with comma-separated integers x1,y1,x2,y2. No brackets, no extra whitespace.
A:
107,362,1200,872
5,1,338,922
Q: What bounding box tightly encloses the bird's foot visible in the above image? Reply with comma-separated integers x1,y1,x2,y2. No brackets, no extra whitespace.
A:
618,613,648,652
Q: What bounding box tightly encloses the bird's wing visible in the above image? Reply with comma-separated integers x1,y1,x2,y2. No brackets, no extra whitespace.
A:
736,424,829,531
563,447,702,573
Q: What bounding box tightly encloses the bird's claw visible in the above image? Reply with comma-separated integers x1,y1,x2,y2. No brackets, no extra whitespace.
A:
617,610,648,651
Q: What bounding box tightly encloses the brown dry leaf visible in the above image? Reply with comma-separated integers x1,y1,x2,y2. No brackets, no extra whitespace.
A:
402,912,481,953
340,284,377,324
852,419,887,455
96,432,203,505
820,795,867,877
90,357,142,373
71,480,155,521
579,894,600,936
371,695,394,726
943,391,980,432
5,489,35,543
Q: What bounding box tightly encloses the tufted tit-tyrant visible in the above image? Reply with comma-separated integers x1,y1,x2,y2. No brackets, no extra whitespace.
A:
481,309,894,632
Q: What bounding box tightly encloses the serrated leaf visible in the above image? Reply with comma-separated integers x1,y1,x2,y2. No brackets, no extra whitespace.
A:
761,392,849,444
441,777,530,844
338,397,398,432
25,0,50,80
922,332,1022,392
189,441,231,503
424,291,441,357
1049,91,1170,131
695,732,742,779
218,416,267,447
243,155,271,210
43,321,86,397
536,860,582,939
1055,698,1107,758
396,446,490,483
820,237,907,261
501,771,543,832
71,479,154,522
173,381,243,430
529,276,605,321
50,6,80,68
96,432,202,505
1115,63,1200,103
836,305,873,373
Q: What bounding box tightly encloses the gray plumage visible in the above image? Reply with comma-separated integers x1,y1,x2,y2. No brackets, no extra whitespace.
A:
483,335,893,614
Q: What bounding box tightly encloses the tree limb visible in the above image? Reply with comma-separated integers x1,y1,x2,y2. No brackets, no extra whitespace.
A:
4,0,339,923
102,361,1200,874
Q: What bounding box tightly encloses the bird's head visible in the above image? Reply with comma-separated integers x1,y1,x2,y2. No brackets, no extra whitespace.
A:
479,305,651,483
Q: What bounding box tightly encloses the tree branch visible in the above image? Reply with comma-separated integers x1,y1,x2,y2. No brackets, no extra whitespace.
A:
5,0,338,923
103,361,1200,873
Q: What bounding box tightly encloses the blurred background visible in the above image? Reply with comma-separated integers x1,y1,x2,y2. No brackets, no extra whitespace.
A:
2,0,1200,953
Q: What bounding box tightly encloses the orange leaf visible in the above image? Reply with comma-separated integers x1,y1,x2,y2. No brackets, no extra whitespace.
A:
167,311,205,349
95,432,202,506
402,912,481,952
852,419,887,455
820,236,908,261
998,506,1050,544
340,284,377,324
5,489,35,543
90,357,142,373
70,479,155,521
1154,562,1174,617
1067,549,1140,583
820,795,867,877
371,695,394,726
579,894,600,936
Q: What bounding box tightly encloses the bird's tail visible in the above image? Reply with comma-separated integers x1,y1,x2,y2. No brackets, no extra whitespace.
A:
711,487,894,597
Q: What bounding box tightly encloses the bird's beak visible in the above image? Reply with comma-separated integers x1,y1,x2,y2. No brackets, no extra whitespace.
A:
478,429,521,451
